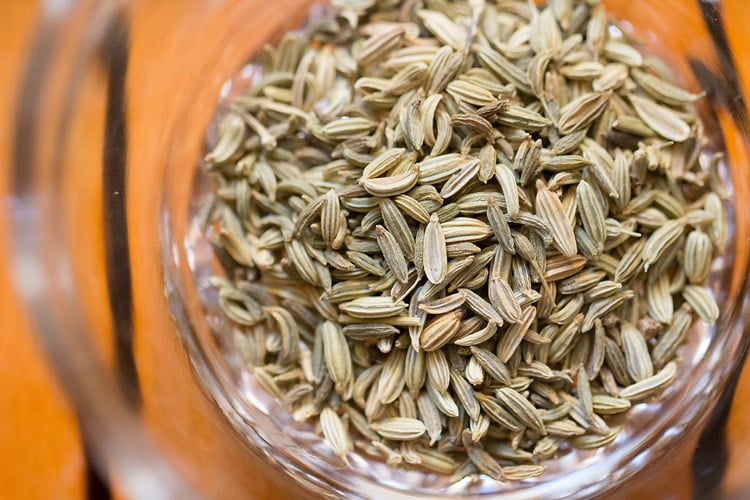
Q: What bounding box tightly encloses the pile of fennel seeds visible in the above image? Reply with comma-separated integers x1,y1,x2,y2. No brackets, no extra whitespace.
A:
201,0,728,482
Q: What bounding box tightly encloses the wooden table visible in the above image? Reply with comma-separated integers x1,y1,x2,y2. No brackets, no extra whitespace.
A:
2,1,750,498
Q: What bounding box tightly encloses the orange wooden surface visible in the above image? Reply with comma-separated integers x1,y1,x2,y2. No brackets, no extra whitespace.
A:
2,1,750,499
0,3,87,499
719,1,750,497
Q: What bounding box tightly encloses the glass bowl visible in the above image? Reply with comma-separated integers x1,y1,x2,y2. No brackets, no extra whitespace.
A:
8,0,750,498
